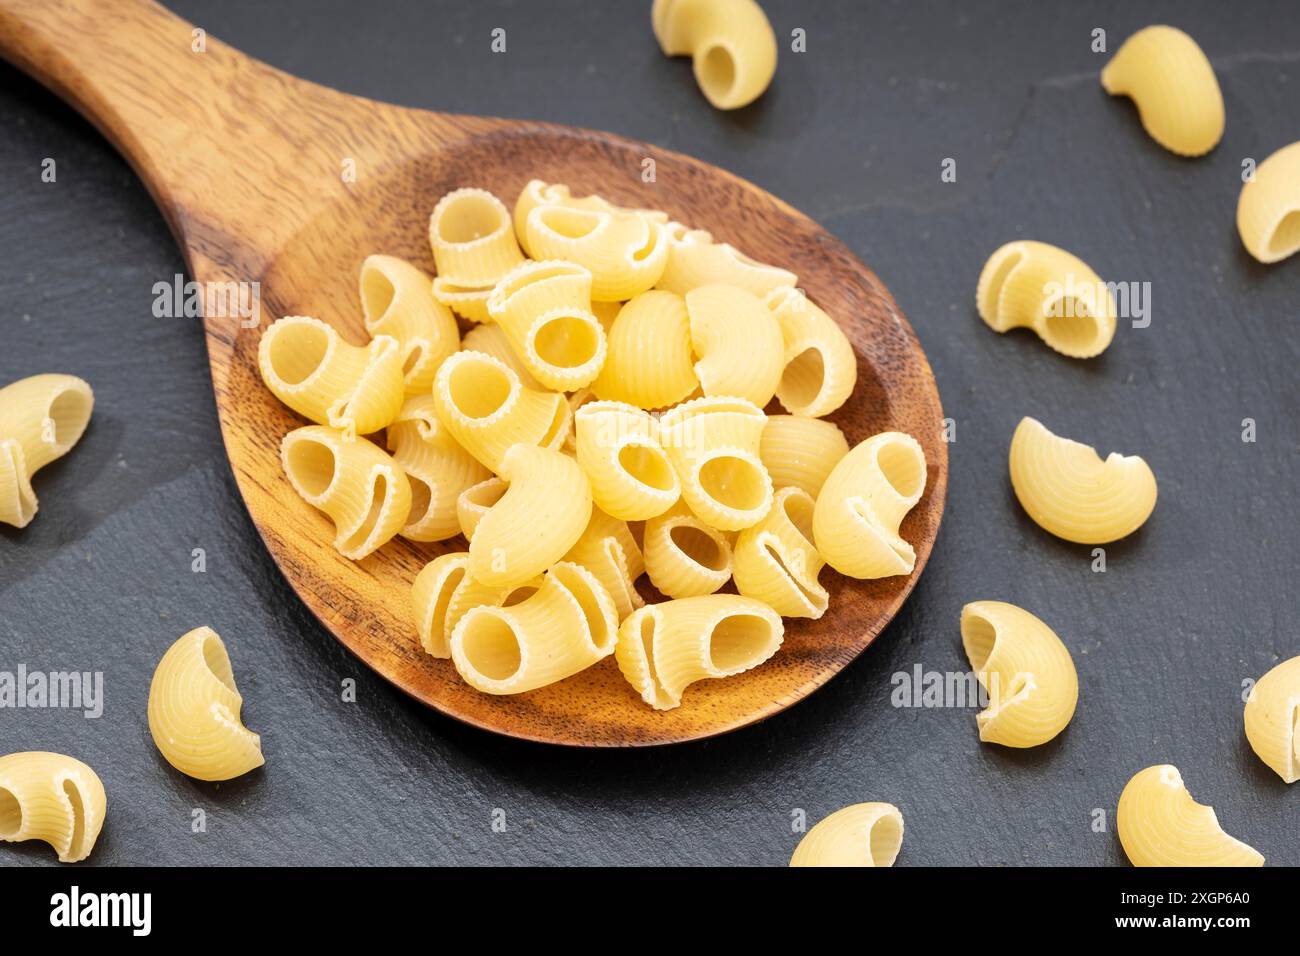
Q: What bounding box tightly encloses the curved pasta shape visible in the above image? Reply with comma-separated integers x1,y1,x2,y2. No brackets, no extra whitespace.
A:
759,414,849,498
428,187,524,285
659,396,773,531
1009,417,1157,545
614,595,783,710
592,290,699,409
468,444,593,589
411,552,542,658
0,373,93,528
651,0,777,110
733,486,828,618
432,350,571,472
574,400,679,520
686,284,784,406
563,508,646,620
524,204,669,302
960,601,1078,748
976,241,1117,358
1236,140,1300,264
450,562,619,694
643,502,734,598
0,751,106,863
513,180,668,254
1243,655,1300,784
456,477,507,541
258,316,404,433
147,627,265,782
460,322,541,388
281,425,412,560
765,287,857,417
1101,25,1224,157
1117,765,1264,867
789,803,904,868
431,277,493,324
656,221,796,296
813,431,927,578
358,254,459,395
385,395,490,542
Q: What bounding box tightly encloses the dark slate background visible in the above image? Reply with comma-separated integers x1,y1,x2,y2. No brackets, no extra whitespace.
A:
1,0,1296,866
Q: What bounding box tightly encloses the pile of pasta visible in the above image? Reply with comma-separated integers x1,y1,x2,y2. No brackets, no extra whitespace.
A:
257,180,928,710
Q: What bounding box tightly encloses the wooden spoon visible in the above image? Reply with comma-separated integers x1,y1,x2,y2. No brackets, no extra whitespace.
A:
0,0,947,745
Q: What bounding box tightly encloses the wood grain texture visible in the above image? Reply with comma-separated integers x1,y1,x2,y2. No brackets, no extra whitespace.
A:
0,0,946,745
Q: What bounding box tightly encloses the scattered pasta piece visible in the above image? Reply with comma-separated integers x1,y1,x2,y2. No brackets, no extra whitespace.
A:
656,221,796,296
0,751,106,863
574,400,679,521
1117,765,1263,867
687,283,785,406
766,286,857,417
659,395,773,531
789,803,904,867
147,627,265,782
0,373,93,528
759,414,849,498
1243,655,1300,784
733,486,827,618
651,0,777,110
1236,140,1300,264
358,254,459,395
428,187,524,285
643,502,734,598
592,290,699,409
411,552,542,658
1008,417,1156,545
563,508,646,621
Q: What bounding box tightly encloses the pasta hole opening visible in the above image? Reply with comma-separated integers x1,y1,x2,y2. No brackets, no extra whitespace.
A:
407,477,433,525
669,523,727,571
534,314,599,369
537,207,600,240
763,540,819,604
782,492,816,542
539,400,570,448
501,264,573,301
340,473,389,553
962,614,997,671
360,267,396,323
0,786,21,837
1008,673,1030,698
268,322,329,386
631,226,659,262
1043,300,1100,354
402,343,427,375
502,585,538,607
709,614,771,671
449,358,513,419
638,613,663,692
698,456,766,512
877,442,924,499
432,566,466,630
619,443,675,492
286,438,337,498
1268,210,1300,259
551,566,613,646
46,388,93,449
200,631,239,692
438,194,506,243
62,779,86,857
868,814,904,867
460,616,523,681
697,44,737,103
978,250,1021,318
780,347,827,410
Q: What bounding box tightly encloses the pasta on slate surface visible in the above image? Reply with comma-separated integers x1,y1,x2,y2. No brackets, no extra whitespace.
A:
0,751,106,863
789,803,904,868
686,283,785,407
1117,765,1263,867
385,394,490,542
1243,655,1300,784
0,373,93,528
766,286,857,418
651,0,777,110
592,290,699,409
733,486,828,619
1236,140,1300,264
759,414,849,499
358,254,459,396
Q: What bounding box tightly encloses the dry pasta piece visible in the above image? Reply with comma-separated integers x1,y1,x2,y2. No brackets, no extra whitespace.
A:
1101,25,1223,157
468,444,593,589
1117,765,1263,867
524,204,669,301
651,0,777,110
765,286,857,418
759,414,849,498
574,400,679,520
513,180,667,254
450,562,619,694
1009,417,1157,545
281,425,412,560
410,552,543,658
358,254,459,395
656,221,796,296
460,322,541,388
431,277,494,324
659,395,773,531
813,431,927,578
456,477,508,541
258,316,404,433
563,508,646,620
592,290,699,409
686,283,784,406
960,601,1079,748
976,241,1116,358
1236,140,1300,264
643,502,734,598
147,627,264,782
0,751,106,863
0,373,93,529
487,260,606,390
428,187,524,285
1243,655,1300,784
385,395,491,542
614,595,783,710
733,486,827,618
432,350,570,472
789,803,904,868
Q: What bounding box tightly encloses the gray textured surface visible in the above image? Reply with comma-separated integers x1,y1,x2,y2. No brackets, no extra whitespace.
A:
1,0,1297,866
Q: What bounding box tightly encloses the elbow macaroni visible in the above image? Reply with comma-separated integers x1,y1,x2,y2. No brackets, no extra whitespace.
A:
733,486,828,618
0,373,93,528
563,508,646,621
1117,765,1264,867
759,414,849,498
1236,140,1300,264
659,396,773,531
643,502,734,598
766,286,857,418
574,400,680,520
358,254,459,396
686,283,785,407
789,803,904,868
411,552,543,658
0,751,106,863
651,0,777,110
592,290,700,409
1243,655,1300,784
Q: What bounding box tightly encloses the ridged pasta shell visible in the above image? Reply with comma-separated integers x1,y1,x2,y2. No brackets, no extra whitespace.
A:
686,283,785,407
1117,765,1263,867
0,373,93,528
765,287,857,417
643,502,734,598
0,751,106,863
411,552,543,658
1236,140,1300,264
592,290,699,409
358,254,459,396
512,180,667,253
651,0,777,110
656,221,796,296
789,803,904,867
758,414,849,498
428,188,524,286
574,400,680,520
1243,655,1300,784
733,486,828,618
386,395,490,542
659,395,773,531
524,205,669,301
563,508,646,621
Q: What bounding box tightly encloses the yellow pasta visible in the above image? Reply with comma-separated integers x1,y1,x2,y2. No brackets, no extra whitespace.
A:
686,283,784,406
563,508,646,620
456,477,507,541
615,595,783,710
651,0,777,110
450,562,619,694
460,322,541,388
0,751,106,863
1117,765,1264,867
1008,416,1157,545
385,395,491,542
659,395,773,531
428,187,524,285
813,431,927,579
0,373,93,529
765,286,857,418
656,221,796,296
1243,655,1300,784
432,350,571,472
960,601,1078,748
468,444,593,589
147,627,264,782
1236,140,1300,264
976,241,1117,358
574,400,680,520
643,502,734,598
789,803,904,868
1101,25,1224,157
281,425,412,560
431,277,494,324
592,290,699,409
759,414,849,498
524,204,669,301
513,180,668,254
358,254,459,395
410,552,542,658
258,315,404,433
733,486,827,618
